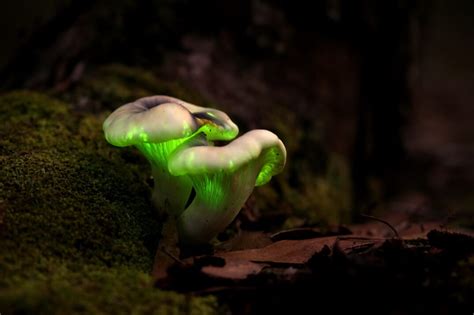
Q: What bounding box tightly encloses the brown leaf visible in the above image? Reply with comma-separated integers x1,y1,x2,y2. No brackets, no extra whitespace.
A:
335,236,385,254
216,236,339,264
270,226,352,241
195,236,386,280
350,212,444,239
202,260,269,280
216,231,272,251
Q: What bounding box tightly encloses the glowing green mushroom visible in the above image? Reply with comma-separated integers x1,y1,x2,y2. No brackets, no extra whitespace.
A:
103,95,239,216
168,129,287,244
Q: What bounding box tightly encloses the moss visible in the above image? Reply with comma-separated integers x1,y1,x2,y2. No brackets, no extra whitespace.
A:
0,91,217,314
0,262,217,315
282,152,352,226
61,64,215,111
454,256,474,304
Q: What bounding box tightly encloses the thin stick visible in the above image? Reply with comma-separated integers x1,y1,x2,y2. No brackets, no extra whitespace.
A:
360,214,401,239
161,247,185,265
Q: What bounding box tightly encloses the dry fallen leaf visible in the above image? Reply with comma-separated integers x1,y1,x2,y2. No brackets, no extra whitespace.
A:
193,236,385,280
202,259,268,280
214,236,338,264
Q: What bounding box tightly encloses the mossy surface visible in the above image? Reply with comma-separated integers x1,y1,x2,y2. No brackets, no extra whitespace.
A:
0,91,217,314
62,64,215,112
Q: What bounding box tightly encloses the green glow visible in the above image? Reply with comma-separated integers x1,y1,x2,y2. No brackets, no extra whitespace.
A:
134,125,210,168
182,121,192,135
135,137,190,168
178,163,258,244
126,127,143,143
199,123,238,141
255,147,283,186
129,123,234,216
228,160,235,171
189,172,227,210
104,101,286,245
131,129,206,216
130,121,236,167
139,131,149,142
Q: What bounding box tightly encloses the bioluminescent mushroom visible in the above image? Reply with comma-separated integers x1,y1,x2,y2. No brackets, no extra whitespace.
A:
103,95,238,216
168,129,286,244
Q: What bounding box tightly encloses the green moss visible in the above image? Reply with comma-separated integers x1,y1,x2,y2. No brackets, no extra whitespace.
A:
61,64,214,111
282,152,352,226
0,91,217,314
0,91,157,268
454,256,474,304
0,262,217,315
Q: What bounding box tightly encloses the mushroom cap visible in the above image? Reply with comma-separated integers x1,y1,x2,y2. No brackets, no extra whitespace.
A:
168,129,287,186
103,95,239,147
161,96,239,141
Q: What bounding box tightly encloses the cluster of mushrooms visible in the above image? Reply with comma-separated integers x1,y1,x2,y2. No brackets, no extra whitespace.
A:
103,96,286,245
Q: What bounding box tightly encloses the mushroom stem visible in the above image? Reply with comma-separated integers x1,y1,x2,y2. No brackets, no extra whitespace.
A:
135,134,204,216
169,129,287,244
150,164,192,217
177,164,259,244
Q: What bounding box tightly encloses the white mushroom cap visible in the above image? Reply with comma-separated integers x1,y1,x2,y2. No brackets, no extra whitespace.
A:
103,95,239,147
168,129,286,186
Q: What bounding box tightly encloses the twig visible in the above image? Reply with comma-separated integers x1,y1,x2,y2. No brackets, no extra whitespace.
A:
360,214,401,239
337,236,385,241
161,247,185,265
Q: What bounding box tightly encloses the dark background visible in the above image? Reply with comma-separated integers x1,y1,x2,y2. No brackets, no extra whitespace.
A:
1,0,473,225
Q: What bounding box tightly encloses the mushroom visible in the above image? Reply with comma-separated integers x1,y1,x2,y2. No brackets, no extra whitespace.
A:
168,129,286,244
103,95,238,216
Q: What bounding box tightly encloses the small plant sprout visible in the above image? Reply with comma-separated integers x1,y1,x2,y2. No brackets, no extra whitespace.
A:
103,96,286,244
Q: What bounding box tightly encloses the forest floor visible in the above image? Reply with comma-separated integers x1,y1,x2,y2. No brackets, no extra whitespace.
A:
155,211,474,314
